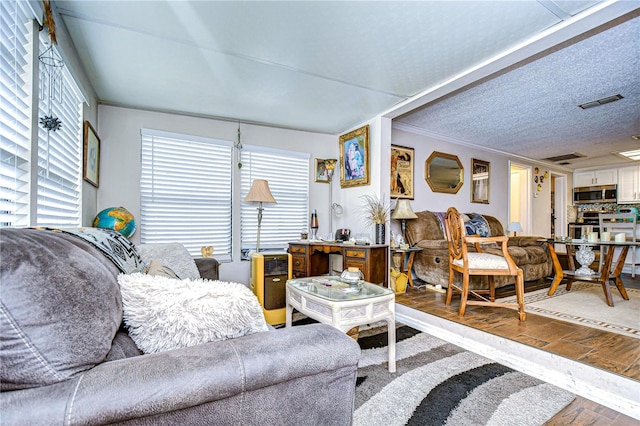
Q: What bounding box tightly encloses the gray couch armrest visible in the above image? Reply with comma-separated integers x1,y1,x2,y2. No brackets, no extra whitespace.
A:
194,257,219,280
1,324,359,426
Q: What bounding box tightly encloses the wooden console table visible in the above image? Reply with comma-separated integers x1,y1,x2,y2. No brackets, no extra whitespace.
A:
288,242,388,286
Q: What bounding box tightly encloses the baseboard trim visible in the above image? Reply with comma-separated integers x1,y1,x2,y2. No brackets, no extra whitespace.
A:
396,304,640,420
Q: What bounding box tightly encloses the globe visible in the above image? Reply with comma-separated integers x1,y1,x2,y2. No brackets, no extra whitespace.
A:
93,207,136,238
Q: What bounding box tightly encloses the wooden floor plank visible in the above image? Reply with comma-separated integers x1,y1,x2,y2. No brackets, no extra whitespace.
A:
396,274,640,425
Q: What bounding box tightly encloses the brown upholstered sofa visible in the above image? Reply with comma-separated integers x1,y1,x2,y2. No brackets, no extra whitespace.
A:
405,211,553,290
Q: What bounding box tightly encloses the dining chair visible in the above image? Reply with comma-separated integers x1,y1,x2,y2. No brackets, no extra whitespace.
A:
599,213,637,277
444,207,526,320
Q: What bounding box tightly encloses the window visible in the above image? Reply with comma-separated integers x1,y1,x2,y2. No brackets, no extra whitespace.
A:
36,32,83,227
240,146,309,256
1,0,84,229
1,0,32,227
140,129,233,262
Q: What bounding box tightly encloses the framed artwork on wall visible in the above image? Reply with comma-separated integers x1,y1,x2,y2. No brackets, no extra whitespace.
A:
315,158,330,183
83,121,100,187
471,158,490,204
339,125,369,188
390,145,414,199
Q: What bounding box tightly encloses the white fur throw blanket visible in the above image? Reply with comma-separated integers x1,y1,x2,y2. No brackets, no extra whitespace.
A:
117,273,269,354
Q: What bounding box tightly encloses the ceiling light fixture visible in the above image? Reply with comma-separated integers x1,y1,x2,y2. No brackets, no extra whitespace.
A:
577,94,624,109
617,149,640,161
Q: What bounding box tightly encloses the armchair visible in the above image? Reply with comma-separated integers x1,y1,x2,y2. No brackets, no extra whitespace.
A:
444,207,526,320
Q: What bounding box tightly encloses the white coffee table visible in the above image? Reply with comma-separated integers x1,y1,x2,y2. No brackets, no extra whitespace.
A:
286,276,396,372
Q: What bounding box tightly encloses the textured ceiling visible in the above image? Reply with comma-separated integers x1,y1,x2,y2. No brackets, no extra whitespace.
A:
397,12,640,169
55,1,640,169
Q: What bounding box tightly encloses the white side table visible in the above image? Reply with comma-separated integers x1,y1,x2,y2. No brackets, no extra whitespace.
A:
286,276,396,372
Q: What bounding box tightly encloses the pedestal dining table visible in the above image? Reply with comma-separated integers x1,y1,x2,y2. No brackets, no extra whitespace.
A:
541,238,639,307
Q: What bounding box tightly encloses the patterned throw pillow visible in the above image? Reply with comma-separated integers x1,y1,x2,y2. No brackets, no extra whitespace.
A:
465,214,491,237
55,227,143,273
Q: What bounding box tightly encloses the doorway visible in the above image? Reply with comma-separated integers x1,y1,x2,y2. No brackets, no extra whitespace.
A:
551,173,568,239
509,162,531,235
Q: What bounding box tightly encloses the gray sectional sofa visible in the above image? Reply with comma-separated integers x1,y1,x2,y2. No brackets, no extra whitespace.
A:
1,227,360,425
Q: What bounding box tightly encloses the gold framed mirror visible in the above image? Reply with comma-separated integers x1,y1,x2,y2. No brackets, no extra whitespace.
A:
425,151,464,194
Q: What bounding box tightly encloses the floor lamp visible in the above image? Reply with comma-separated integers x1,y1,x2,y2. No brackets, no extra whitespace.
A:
244,179,277,253
325,159,338,236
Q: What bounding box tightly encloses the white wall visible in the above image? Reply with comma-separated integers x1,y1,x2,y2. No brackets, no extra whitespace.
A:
98,105,336,283
331,116,391,242
390,127,571,238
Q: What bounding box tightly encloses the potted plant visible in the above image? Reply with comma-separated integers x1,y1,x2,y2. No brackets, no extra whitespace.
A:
360,194,390,244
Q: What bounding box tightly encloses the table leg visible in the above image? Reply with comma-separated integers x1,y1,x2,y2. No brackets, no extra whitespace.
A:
546,242,565,296
386,317,396,373
565,245,576,291
406,252,416,287
611,246,630,301
285,299,293,328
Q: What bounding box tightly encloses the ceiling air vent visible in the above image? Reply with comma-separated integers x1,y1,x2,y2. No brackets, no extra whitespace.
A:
541,152,586,162
578,94,623,109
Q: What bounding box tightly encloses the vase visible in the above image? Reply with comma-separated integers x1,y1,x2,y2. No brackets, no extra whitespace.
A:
375,223,385,245
574,245,596,275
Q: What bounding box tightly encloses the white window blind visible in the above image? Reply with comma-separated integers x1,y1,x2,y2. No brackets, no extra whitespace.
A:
0,1,32,227
241,146,309,255
36,32,84,227
140,129,233,262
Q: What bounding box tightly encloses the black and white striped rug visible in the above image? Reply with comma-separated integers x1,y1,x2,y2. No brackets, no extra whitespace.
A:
354,326,575,426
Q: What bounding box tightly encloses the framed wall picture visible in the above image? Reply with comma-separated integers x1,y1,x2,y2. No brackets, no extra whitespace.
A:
315,158,330,183
83,121,100,187
390,145,414,199
471,158,490,204
339,125,369,188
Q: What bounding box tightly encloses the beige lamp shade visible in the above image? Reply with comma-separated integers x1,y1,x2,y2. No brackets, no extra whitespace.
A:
391,199,418,220
244,179,277,204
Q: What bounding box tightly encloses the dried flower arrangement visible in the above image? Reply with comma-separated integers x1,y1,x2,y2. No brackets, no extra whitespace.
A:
360,194,389,225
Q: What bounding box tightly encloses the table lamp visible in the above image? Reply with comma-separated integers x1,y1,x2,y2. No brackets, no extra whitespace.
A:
391,199,418,243
244,179,277,253
507,222,523,236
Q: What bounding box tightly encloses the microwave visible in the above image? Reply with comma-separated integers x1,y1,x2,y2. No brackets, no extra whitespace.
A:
573,185,617,204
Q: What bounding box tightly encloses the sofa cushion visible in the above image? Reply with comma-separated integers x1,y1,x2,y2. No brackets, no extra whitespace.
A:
117,274,269,354
0,228,122,391
137,243,200,280
145,260,180,278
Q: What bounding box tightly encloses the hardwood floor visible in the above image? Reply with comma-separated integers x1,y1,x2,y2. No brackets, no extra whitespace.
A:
395,274,640,425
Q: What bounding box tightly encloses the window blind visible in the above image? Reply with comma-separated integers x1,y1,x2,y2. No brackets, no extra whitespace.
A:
140,129,233,262
0,1,32,227
240,146,309,254
36,32,84,227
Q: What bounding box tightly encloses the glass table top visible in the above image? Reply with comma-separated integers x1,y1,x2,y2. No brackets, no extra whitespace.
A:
287,276,394,301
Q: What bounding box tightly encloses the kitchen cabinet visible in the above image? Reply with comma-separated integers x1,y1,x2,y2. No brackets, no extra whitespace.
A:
573,169,617,187
617,165,640,203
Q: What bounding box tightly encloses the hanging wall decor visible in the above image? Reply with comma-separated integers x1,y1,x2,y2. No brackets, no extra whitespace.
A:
39,0,64,132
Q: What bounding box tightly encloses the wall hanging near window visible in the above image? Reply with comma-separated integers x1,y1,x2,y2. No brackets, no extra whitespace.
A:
83,121,101,187
39,0,63,132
